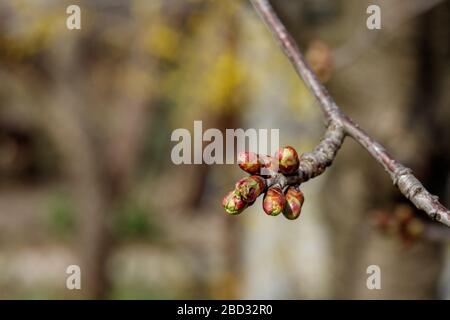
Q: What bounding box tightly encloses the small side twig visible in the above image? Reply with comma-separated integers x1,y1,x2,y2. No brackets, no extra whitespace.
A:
250,0,450,228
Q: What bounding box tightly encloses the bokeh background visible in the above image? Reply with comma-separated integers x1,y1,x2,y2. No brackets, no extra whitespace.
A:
1,0,450,299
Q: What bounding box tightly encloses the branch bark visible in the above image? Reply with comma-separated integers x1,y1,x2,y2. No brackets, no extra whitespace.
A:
250,0,450,228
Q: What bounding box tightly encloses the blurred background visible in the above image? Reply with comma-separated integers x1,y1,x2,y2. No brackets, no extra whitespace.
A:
0,0,450,299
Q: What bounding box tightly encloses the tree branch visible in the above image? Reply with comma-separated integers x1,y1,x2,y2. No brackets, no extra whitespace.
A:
250,0,450,228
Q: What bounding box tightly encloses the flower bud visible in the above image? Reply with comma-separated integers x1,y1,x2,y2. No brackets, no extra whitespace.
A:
263,186,286,216
235,176,266,203
259,155,278,176
405,218,424,239
237,151,262,175
305,40,333,83
222,191,247,215
282,186,304,220
276,146,299,175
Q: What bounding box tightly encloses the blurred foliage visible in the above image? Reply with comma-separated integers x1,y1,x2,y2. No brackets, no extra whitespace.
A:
109,284,174,300
164,0,250,128
113,199,161,242
46,192,76,241
141,101,172,175
2,287,66,300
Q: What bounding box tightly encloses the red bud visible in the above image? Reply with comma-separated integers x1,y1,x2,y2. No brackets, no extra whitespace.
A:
222,191,247,215
235,175,266,203
276,146,299,175
263,186,286,216
282,186,304,220
238,151,262,175
259,155,278,176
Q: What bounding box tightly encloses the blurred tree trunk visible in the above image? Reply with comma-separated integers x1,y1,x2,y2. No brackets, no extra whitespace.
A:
39,3,154,298
43,39,112,299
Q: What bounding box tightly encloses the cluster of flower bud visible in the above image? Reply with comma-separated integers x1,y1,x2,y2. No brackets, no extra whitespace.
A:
222,146,305,220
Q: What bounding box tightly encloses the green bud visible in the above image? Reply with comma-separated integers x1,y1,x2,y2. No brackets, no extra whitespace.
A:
222,191,247,215
235,176,266,203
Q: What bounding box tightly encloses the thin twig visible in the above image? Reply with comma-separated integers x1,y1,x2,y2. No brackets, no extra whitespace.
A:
250,0,450,228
